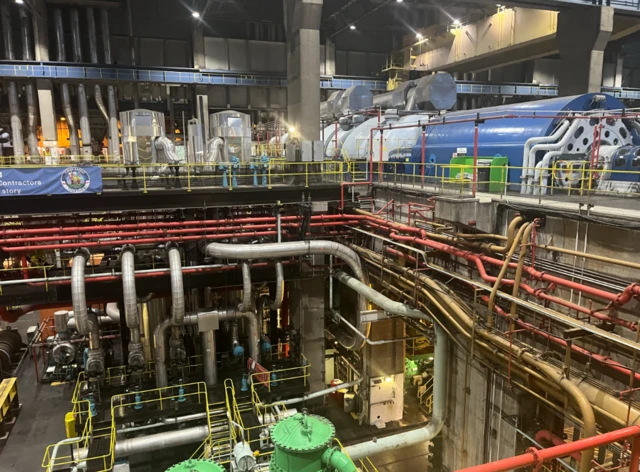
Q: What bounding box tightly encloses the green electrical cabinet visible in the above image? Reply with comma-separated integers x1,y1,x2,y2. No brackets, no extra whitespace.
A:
449,156,508,193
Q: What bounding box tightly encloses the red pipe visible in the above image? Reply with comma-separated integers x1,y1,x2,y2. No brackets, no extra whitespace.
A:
534,430,582,462
0,214,354,237
458,425,640,472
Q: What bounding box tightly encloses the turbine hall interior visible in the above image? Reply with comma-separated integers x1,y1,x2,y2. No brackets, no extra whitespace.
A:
4,1,640,471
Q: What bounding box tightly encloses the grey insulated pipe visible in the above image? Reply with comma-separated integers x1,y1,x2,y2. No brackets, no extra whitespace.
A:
168,243,185,329
70,9,92,158
270,262,284,310
19,9,39,161
87,9,109,124
100,9,120,159
122,247,144,368
54,9,80,157
204,240,370,350
2,5,25,160
238,262,252,312
71,248,91,336
155,308,259,388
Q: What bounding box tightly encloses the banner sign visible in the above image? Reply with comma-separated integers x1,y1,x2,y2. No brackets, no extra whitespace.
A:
0,166,103,197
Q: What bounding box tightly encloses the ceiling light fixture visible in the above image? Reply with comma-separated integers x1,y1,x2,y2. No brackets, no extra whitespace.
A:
192,11,200,19
416,33,423,39
15,0,24,4
349,25,356,30
453,19,461,25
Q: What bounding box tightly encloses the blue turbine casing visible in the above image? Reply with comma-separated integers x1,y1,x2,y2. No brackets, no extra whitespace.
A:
408,93,625,184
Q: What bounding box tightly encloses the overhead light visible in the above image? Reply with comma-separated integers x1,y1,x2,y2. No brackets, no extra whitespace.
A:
396,0,403,2
289,126,295,133
416,33,423,39
453,19,461,25
384,376,393,383
60,116,66,121
15,0,24,4
192,11,200,18
349,25,356,30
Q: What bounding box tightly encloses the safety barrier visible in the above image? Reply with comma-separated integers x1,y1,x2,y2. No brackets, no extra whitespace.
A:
333,438,379,472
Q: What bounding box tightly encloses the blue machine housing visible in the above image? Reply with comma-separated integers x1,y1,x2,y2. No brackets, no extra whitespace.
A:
609,146,640,182
407,93,626,184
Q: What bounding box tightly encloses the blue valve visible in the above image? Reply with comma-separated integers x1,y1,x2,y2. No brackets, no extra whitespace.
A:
271,372,278,387
241,374,249,392
233,344,245,358
88,396,97,417
134,391,143,410
219,155,240,188
178,385,186,403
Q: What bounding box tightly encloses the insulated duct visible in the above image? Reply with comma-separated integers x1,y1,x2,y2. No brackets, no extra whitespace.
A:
372,73,456,111
87,8,109,128
167,243,186,364
202,330,217,386
101,9,120,160
203,240,370,350
54,9,80,157
320,86,373,119
2,5,25,160
154,308,259,388
70,9,92,158
122,247,144,368
238,262,252,312
19,9,39,161
205,137,225,164
270,262,284,310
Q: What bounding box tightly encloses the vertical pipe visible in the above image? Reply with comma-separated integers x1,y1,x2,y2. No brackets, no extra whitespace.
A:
202,330,217,387
55,9,80,157
87,7,109,152
630,436,640,472
70,9,92,158
101,9,120,160
2,5,25,161
20,9,40,161
420,126,426,187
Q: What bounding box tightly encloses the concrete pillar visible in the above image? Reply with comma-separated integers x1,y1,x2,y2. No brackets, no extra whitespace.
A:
557,6,613,96
615,52,624,88
36,79,59,161
325,38,335,76
289,267,325,400
284,0,323,142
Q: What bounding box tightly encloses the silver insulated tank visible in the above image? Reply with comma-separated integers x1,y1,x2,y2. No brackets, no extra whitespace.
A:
120,109,166,164
209,111,252,162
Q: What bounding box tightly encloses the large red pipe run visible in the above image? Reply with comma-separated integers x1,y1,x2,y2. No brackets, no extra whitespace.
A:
458,425,640,472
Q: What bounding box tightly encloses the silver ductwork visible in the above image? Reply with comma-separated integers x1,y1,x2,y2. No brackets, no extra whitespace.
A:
372,73,457,112
205,136,226,164
320,85,373,120
19,8,39,161
203,240,369,350
2,5,25,161
71,248,104,376
87,8,109,128
70,9,92,158
270,262,284,310
238,262,252,312
55,9,80,157
154,308,259,388
100,9,120,160
167,243,186,369
122,247,144,369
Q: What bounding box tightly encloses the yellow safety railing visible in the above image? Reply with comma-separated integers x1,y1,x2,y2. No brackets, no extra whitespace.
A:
249,353,310,398
418,375,434,415
333,438,378,472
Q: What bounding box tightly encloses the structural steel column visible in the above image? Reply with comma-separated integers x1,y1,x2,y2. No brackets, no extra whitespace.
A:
557,6,613,96
284,0,323,142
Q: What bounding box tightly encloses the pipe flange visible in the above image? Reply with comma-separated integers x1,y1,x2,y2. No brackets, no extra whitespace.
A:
121,244,136,254
85,349,105,376
128,342,145,369
165,241,180,252
75,247,91,259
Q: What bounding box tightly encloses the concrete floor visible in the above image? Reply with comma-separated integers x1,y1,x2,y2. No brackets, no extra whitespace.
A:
0,312,72,472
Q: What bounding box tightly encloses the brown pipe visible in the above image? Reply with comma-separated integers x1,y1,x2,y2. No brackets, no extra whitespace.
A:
510,223,534,320
487,223,531,326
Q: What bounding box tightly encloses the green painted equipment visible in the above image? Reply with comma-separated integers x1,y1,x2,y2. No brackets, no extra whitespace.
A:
165,459,226,472
270,410,357,472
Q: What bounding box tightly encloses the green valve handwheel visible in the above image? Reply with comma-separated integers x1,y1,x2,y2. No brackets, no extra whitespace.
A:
165,459,226,472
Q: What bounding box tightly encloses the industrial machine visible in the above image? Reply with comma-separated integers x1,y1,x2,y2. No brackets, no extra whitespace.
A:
209,111,253,163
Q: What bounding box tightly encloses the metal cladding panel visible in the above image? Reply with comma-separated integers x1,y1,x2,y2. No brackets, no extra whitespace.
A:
165,40,189,68
204,37,229,70
336,50,347,75
140,38,164,66
250,41,268,72
249,87,268,108
267,42,286,73
229,87,248,108
112,35,133,66
270,88,287,108
208,86,227,107
228,39,248,71
406,93,626,181
347,51,367,76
